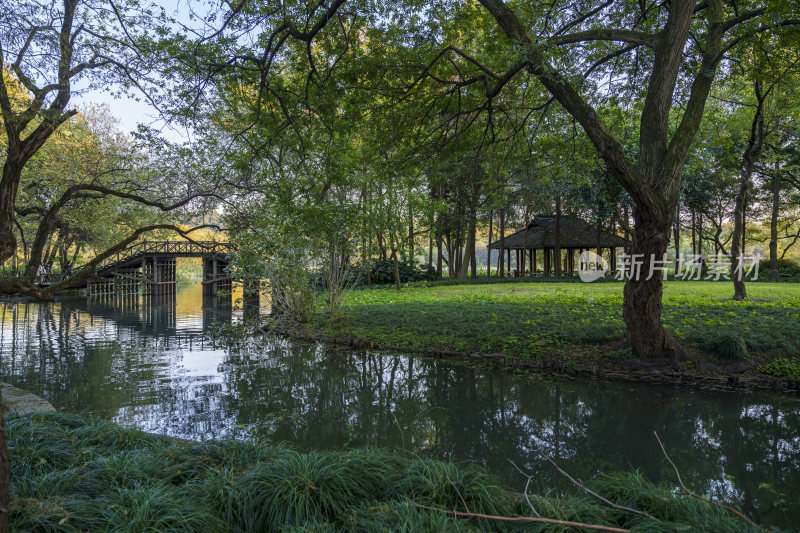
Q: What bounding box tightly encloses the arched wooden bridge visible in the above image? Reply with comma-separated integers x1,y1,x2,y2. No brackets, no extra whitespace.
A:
80,240,238,297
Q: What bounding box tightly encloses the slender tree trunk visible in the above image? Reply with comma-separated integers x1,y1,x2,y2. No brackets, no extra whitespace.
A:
391,250,401,292
769,170,780,282
436,213,443,278
731,178,749,300
742,194,747,255
487,210,493,277
460,210,477,278
731,83,767,300
623,204,630,254
498,211,505,277
408,203,414,262
673,203,681,273
554,197,562,277
427,216,433,268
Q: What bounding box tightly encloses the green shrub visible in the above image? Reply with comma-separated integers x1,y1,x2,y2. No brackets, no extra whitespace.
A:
757,358,800,379
699,332,748,361
757,258,800,281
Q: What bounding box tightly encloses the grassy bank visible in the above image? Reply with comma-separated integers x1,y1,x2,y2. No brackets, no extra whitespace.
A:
8,411,767,532
304,281,800,384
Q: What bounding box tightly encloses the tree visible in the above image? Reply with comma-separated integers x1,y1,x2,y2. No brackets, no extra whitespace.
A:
147,0,798,359
0,0,167,265
469,0,798,358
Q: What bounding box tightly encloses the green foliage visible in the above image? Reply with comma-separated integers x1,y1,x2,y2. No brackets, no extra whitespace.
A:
7,412,769,532
759,259,800,281
363,260,437,285
700,332,749,362
757,358,800,379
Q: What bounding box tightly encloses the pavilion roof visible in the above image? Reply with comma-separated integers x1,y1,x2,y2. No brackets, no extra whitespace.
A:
489,215,628,250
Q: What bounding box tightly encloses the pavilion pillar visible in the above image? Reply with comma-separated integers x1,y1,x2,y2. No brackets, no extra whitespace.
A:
528,249,533,276
544,248,551,276
597,247,603,270
610,247,617,273
532,249,537,273
567,249,574,273
507,249,511,276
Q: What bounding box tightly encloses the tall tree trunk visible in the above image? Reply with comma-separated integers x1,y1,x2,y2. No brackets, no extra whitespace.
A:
673,202,681,273
428,215,433,268
623,203,630,254
554,197,562,277
460,210,476,278
769,169,780,282
391,250,401,292
408,203,414,262
487,210,493,277
436,213,443,278
741,194,746,255
731,82,767,300
498,211,505,277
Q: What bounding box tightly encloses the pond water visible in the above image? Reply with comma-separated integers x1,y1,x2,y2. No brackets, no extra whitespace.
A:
1,284,798,527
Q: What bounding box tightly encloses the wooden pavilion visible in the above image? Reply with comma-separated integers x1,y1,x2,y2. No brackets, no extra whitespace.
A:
488,215,629,276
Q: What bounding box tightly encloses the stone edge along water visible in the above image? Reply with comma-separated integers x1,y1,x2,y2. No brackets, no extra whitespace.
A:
1,382,55,414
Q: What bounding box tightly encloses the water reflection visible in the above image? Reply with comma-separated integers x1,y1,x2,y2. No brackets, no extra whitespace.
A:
0,285,798,526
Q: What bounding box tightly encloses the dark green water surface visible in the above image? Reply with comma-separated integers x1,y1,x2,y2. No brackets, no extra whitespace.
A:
1,285,798,526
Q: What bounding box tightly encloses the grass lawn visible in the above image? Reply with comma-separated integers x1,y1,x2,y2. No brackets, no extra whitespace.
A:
7,411,765,532
319,280,800,368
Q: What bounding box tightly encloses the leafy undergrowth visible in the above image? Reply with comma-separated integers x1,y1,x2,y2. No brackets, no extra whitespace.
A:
320,281,800,364
8,412,766,532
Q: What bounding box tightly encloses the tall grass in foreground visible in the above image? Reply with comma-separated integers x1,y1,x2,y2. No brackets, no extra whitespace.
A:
7,412,767,532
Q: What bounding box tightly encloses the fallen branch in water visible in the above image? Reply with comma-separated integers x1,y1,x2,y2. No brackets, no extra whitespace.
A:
544,455,657,520
653,431,763,530
410,501,631,532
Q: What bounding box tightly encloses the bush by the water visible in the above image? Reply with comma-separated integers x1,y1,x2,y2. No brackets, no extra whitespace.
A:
7,412,767,532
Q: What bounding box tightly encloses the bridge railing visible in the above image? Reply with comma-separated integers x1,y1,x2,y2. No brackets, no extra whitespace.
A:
96,240,231,273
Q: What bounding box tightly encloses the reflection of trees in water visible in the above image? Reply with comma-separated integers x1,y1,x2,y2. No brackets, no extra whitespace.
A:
215,340,800,523
0,295,233,417
1,295,798,524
